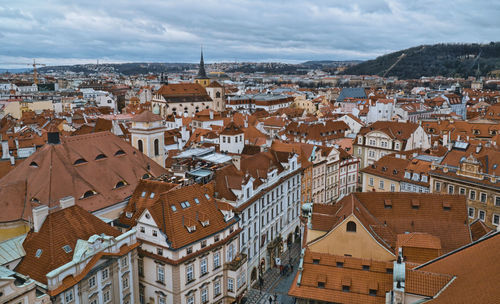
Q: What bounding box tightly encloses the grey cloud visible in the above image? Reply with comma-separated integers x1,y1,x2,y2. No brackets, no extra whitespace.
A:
0,0,499,66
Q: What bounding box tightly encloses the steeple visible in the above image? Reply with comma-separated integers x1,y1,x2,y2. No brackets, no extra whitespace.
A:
197,46,208,79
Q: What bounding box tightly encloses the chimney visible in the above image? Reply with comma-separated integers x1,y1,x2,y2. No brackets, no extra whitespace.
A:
1,141,9,159
209,110,214,120
60,196,75,209
33,205,49,232
9,155,15,166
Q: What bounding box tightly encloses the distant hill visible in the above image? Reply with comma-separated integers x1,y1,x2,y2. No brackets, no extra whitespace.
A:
342,42,500,79
39,63,197,75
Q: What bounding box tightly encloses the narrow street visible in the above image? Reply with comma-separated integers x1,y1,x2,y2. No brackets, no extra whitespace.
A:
243,243,301,303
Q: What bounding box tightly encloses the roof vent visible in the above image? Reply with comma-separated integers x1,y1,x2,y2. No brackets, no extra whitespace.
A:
384,199,392,209
442,201,451,210
62,245,72,253
29,161,38,168
411,199,420,209
73,158,87,165
47,130,60,145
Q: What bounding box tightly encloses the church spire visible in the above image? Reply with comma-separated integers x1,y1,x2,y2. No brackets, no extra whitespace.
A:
197,46,207,79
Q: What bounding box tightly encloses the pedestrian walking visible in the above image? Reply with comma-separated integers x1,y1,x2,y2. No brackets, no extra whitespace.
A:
291,264,294,272
268,295,273,304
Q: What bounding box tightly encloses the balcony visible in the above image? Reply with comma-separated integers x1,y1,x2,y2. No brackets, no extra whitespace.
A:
226,253,248,271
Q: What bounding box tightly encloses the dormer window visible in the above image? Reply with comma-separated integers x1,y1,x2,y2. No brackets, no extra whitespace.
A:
150,192,155,199
73,158,87,165
142,173,151,179
141,191,146,198
35,249,42,258
95,153,107,160
180,201,191,209
194,198,200,204
126,212,132,218
204,193,210,200
171,205,177,212
29,161,38,168
404,171,411,179
82,190,96,199
115,149,126,156
115,181,127,189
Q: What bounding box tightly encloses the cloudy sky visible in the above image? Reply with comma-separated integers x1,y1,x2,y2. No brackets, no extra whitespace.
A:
1,0,499,67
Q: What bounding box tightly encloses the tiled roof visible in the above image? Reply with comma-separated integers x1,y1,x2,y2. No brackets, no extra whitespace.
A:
118,180,179,227
0,131,167,223
358,121,420,142
416,232,500,303
132,110,162,122
146,183,236,249
288,249,393,303
15,205,121,284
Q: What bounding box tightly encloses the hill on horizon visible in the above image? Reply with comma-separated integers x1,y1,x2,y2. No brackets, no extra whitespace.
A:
342,42,500,79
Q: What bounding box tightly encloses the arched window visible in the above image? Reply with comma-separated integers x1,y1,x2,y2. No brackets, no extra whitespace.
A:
138,139,143,153
346,221,357,232
154,139,159,156
216,91,221,98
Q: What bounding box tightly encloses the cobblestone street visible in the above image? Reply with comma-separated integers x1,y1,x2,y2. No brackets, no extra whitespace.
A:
243,242,301,303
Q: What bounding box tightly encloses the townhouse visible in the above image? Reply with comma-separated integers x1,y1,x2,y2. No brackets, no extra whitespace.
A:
214,150,302,285
354,121,431,169
119,182,245,304
430,141,500,229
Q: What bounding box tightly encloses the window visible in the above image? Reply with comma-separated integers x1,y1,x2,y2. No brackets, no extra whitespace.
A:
104,290,111,303
369,177,374,186
346,221,357,232
153,230,158,237
480,192,487,203
123,276,129,289
460,187,466,195
187,296,194,304
186,264,194,283
121,256,128,267
102,268,109,280
379,180,384,190
158,296,166,304
115,181,126,188
496,196,500,207
138,139,143,153
369,289,377,296
227,243,234,262
435,182,441,192
470,190,476,200
154,139,159,156
479,210,485,221
201,287,208,303
493,214,500,226
157,265,165,283
228,277,234,292
214,251,221,269
362,265,370,271
468,207,475,218
318,282,325,288
342,285,350,292
214,234,220,242
187,247,193,254
65,289,74,303
390,183,395,192
89,275,96,289
139,259,144,277
214,280,221,296
201,258,208,275
448,185,454,194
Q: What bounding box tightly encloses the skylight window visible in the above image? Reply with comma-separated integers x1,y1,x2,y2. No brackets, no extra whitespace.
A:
204,194,210,200
194,198,200,204
180,201,191,209
150,192,155,199
35,249,42,258
171,205,177,212
62,245,72,253
141,191,146,198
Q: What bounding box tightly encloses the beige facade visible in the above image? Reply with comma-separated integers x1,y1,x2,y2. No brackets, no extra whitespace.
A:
137,211,246,304
0,100,53,119
130,119,167,167
308,215,395,261
362,172,400,193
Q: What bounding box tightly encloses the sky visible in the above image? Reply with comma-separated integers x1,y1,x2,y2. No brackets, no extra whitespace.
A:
0,0,499,67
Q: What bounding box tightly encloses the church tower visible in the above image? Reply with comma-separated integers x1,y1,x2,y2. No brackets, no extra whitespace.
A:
130,111,167,167
194,48,211,87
